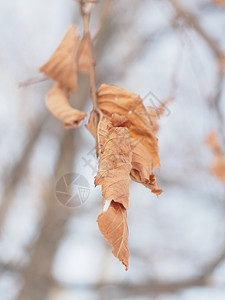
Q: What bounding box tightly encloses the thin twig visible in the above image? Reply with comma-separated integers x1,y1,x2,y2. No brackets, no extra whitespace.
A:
80,0,103,156
212,64,225,148
19,75,49,88
93,0,113,41
50,245,225,295
167,0,225,59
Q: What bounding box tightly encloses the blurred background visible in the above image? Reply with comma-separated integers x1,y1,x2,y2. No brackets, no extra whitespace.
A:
0,0,225,299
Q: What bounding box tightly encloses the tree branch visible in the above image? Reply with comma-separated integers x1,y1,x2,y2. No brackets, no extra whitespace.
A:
167,0,225,59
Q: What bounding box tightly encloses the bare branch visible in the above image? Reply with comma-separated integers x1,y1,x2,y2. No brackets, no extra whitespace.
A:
167,0,225,59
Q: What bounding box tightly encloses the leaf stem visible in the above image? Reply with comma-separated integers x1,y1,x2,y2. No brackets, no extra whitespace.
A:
80,0,103,156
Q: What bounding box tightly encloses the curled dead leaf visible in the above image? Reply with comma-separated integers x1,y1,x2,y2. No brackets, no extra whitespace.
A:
86,109,99,139
109,113,162,194
206,131,221,155
206,131,225,183
95,120,132,210
46,85,87,129
95,117,132,269
130,138,162,196
97,84,160,169
211,156,225,182
97,200,129,271
40,25,80,91
213,0,225,6
96,84,162,194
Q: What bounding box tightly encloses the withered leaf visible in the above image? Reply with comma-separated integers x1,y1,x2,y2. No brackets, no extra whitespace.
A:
40,25,80,90
95,118,132,269
130,138,162,196
206,131,225,182
97,84,160,168
97,200,129,271
46,85,87,129
206,132,221,155
97,84,161,194
86,109,99,139
211,156,225,182
95,120,132,209
96,116,112,154
213,0,225,6
110,113,162,195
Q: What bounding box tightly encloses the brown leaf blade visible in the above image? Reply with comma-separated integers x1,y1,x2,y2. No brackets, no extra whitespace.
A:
211,156,225,182
97,84,160,168
86,109,99,139
206,131,225,182
95,118,132,269
97,84,162,194
95,121,132,209
46,85,87,128
213,0,225,6
206,131,221,155
40,25,80,90
97,201,129,271
130,138,162,196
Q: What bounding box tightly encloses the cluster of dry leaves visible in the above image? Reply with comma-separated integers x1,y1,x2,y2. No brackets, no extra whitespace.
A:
39,25,163,270
40,25,92,128
206,132,225,182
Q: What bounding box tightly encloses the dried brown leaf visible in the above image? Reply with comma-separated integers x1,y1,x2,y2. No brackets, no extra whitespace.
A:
96,84,162,194
110,113,162,195
97,84,160,168
40,25,80,90
130,138,162,196
86,109,99,139
206,131,221,155
97,200,129,271
213,0,225,6
211,156,225,182
46,85,87,128
206,131,225,182
95,120,132,209
95,118,132,269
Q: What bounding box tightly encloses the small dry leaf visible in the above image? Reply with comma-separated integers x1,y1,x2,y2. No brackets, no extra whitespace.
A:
78,34,93,74
46,85,87,128
206,132,221,155
95,117,132,269
97,84,160,168
85,109,99,139
97,84,161,194
206,131,225,183
213,0,225,6
109,113,162,195
97,200,129,271
87,84,163,269
95,122,132,210
130,139,162,196
40,25,80,90
211,156,225,182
